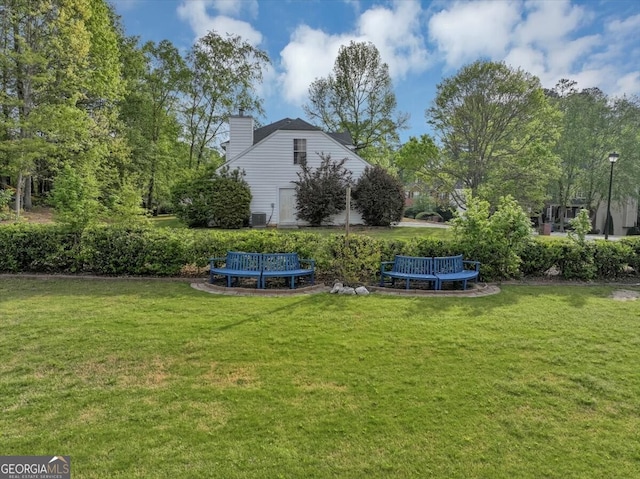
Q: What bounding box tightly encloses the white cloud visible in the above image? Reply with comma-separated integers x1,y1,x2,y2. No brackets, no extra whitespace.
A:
280,27,356,104
357,0,429,78
614,72,640,97
279,0,429,104
426,0,640,97
514,0,588,47
428,0,521,68
212,0,258,17
177,0,262,45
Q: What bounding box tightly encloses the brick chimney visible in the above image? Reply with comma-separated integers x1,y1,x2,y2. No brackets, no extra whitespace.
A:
226,109,254,161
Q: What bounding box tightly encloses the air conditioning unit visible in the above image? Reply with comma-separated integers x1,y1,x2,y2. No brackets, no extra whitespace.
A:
251,212,267,228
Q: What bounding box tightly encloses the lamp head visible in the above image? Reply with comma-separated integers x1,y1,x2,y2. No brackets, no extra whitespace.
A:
609,152,619,163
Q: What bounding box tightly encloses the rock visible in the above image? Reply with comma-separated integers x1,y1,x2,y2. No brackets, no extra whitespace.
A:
330,282,343,294
355,286,370,295
339,287,356,295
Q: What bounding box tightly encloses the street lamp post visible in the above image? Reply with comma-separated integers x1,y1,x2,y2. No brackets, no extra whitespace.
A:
605,152,619,240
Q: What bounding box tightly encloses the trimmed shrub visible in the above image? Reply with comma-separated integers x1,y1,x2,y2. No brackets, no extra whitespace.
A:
293,154,352,226
593,241,634,278
2,222,639,283
81,225,187,276
558,241,597,280
325,235,383,285
172,167,251,229
415,211,442,221
352,165,405,226
0,223,82,273
519,239,562,276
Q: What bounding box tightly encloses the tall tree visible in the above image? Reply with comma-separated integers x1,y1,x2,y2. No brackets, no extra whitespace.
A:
548,81,640,231
304,41,408,155
121,39,188,211
547,81,613,230
183,31,269,169
0,0,126,217
426,60,562,210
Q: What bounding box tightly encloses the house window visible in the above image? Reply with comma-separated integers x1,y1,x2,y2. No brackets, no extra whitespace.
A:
293,139,307,164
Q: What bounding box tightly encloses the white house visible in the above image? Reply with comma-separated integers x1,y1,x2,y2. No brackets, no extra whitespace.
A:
220,112,371,227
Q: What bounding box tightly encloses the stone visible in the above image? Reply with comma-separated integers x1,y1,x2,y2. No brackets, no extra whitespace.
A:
355,286,370,295
339,287,356,295
330,282,343,294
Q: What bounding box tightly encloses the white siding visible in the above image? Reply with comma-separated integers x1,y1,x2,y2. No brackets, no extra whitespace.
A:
224,130,369,225
226,115,254,161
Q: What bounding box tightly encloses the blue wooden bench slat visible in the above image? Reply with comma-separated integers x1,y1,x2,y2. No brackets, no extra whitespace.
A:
380,254,480,291
433,255,479,290
210,252,262,288
380,255,439,290
261,253,315,289
209,252,314,289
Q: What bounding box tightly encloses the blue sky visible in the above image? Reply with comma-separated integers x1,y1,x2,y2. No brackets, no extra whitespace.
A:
110,0,640,142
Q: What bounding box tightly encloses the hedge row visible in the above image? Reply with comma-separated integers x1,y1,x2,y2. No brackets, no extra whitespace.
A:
1,223,639,283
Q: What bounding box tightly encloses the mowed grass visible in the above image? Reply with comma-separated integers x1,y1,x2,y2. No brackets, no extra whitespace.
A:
1,279,639,478
150,214,452,240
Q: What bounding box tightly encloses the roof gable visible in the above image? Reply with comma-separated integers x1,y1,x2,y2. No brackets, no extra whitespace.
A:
252,118,353,147
253,118,319,144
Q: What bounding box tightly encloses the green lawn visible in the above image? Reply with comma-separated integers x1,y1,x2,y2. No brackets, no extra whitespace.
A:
150,214,452,240
1,278,639,478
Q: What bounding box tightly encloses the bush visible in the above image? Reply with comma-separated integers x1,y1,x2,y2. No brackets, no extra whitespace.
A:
293,154,352,226
519,239,562,276
568,209,591,244
0,223,82,273
593,241,634,278
558,241,596,280
1,222,639,283
352,166,404,226
415,211,442,221
172,167,251,229
325,235,382,285
51,165,101,228
0,188,13,221
81,225,187,276
452,194,532,280
621,237,640,274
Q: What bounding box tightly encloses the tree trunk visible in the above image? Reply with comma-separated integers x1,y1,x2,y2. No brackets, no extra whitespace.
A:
24,175,32,210
14,172,24,218
558,204,566,232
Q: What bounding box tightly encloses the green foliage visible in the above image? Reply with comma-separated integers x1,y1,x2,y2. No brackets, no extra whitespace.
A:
558,241,597,280
352,165,404,226
519,240,563,276
0,223,82,273
621,237,640,274
293,154,352,226
326,235,383,285
184,31,270,168
51,165,101,229
304,41,408,152
171,167,251,229
593,241,634,278
0,189,13,220
81,225,187,276
567,209,592,244
452,194,532,279
427,60,561,210
403,194,442,219
1,221,639,282
415,211,441,221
